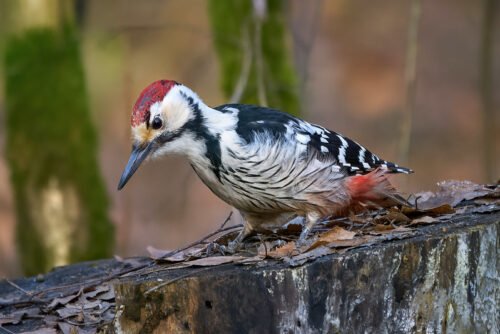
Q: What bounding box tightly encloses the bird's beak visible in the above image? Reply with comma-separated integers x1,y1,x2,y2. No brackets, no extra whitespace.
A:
117,142,155,190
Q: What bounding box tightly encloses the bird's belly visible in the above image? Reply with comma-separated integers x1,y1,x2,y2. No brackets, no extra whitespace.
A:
191,164,296,213
191,151,349,215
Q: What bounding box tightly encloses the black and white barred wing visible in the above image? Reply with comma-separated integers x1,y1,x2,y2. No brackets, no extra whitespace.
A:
291,120,412,176
209,104,411,212
216,103,411,176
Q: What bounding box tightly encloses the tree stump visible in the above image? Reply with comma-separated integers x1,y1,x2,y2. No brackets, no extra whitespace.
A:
1,181,498,333
113,212,498,333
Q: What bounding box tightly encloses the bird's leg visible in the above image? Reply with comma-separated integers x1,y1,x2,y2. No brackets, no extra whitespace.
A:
226,223,253,253
226,212,295,252
297,212,321,247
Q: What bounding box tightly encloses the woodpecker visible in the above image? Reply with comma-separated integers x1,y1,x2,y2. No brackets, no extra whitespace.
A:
118,80,412,249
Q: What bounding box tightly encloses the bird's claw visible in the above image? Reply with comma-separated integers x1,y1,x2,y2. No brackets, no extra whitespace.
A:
225,240,241,254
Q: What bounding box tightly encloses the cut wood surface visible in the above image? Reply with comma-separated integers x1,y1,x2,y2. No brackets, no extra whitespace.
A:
0,181,498,333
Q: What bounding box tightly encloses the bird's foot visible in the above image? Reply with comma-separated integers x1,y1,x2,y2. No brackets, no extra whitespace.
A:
216,239,241,255
296,227,310,247
225,239,242,254
206,242,228,256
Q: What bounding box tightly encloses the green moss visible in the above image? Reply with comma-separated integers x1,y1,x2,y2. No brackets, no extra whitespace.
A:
208,0,300,116
4,25,114,275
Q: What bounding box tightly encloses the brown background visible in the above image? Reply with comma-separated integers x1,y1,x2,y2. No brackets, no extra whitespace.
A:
0,0,498,276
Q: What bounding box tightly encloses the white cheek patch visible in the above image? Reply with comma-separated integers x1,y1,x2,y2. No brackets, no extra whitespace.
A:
153,132,207,164
161,87,193,132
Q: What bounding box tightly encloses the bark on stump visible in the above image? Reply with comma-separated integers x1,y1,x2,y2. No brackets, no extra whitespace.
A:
113,213,498,334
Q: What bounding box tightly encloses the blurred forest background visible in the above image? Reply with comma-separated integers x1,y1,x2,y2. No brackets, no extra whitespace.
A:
0,0,498,277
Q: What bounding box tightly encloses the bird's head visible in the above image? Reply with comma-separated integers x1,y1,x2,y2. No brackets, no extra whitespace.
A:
117,79,199,190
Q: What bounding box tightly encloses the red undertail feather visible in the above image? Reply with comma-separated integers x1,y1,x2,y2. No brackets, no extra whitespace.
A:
346,168,408,206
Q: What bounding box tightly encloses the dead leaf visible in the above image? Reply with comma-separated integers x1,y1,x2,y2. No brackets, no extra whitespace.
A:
285,246,333,267
80,300,102,310
0,297,13,304
47,289,83,309
183,255,248,267
466,204,500,214
373,224,395,232
438,180,495,202
412,181,495,210
474,198,500,205
238,256,265,264
0,306,42,326
257,241,274,257
0,315,20,325
268,241,297,258
94,289,115,301
402,203,455,216
307,227,356,251
113,255,124,261
278,218,304,234
82,285,109,299
42,315,59,327
375,210,411,224
425,204,455,215
147,246,176,260
327,236,372,248
348,213,369,224
23,328,58,334
101,309,115,323
58,323,79,334
55,307,82,319
75,310,84,323
148,245,205,262
411,216,438,225
372,226,413,234
0,307,42,325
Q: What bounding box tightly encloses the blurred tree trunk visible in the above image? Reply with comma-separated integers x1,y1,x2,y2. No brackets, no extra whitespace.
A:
399,0,421,167
288,0,322,109
479,0,497,182
208,0,301,116
3,0,113,275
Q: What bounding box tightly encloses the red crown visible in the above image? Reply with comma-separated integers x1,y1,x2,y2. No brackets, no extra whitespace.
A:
131,80,177,126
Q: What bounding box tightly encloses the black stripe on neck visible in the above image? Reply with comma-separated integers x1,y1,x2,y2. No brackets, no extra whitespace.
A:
181,94,223,181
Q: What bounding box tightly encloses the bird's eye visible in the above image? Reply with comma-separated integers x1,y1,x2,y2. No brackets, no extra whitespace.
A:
152,117,163,130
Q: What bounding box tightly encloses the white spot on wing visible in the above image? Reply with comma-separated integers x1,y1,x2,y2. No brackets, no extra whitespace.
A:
321,146,329,153
296,133,311,144
320,137,328,144
298,121,320,135
358,146,366,163
337,135,348,164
